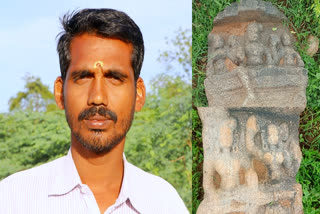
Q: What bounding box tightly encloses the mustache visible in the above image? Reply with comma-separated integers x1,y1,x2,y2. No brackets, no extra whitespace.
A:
78,106,117,122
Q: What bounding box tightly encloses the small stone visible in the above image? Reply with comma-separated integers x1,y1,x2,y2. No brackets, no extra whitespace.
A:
306,35,319,57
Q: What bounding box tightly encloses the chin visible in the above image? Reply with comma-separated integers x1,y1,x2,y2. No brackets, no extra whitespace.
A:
73,130,125,155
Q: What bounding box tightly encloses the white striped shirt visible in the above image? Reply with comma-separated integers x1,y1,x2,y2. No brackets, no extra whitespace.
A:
0,150,188,214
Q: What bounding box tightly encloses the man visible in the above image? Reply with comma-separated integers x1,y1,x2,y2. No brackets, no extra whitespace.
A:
0,9,188,213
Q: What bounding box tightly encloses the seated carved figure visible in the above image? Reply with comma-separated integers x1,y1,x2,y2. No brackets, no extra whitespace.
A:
279,123,302,177
246,117,292,182
281,33,304,67
207,34,228,75
268,34,282,65
263,124,286,181
227,35,245,66
245,23,272,66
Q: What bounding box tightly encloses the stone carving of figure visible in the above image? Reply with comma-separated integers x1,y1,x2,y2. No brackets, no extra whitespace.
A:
245,23,272,66
245,115,262,189
262,124,286,181
213,118,240,191
268,34,282,65
227,35,245,66
245,114,302,183
279,123,293,171
226,34,253,105
262,122,299,182
281,33,304,67
207,34,228,75
201,115,240,204
279,123,302,177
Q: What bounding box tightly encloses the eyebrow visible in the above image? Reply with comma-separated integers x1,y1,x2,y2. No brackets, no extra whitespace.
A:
104,70,128,80
71,69,129,81
71,70,93,81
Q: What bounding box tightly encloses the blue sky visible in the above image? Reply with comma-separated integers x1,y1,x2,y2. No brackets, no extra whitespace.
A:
0,0,191,112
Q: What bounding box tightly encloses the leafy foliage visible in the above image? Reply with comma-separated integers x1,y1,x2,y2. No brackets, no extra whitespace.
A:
191,108,203,213
296,149,320,213
0,110,70,179
158,28,192,78
8,75,58,112
300,107,320,150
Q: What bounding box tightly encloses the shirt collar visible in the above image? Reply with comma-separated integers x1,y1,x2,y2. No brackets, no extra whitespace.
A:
48,149,82,196
113,154,130,205
47,149,142,213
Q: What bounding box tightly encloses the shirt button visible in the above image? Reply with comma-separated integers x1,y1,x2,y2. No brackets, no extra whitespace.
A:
80,185,87,194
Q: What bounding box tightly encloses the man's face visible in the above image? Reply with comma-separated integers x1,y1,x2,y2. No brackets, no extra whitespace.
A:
54,33,145,154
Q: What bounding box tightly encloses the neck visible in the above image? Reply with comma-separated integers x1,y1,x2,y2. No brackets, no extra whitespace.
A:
70,134,125,193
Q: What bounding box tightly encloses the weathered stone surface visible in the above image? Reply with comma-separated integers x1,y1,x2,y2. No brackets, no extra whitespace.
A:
197,0,306,213
197,107,303,214
205,20,307,110
205,66,307,109
213,0,286,25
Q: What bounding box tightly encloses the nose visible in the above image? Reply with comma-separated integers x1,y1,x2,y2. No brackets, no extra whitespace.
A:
87,77,108,106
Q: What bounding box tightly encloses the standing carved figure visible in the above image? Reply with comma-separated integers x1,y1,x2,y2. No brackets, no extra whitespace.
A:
213,118,240,191
202,115,240,203
245,115,262,189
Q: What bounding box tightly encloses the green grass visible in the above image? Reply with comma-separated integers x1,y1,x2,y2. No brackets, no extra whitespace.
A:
296,149,320,213
300,107,320,150
192,0,320,213
192,108,203,214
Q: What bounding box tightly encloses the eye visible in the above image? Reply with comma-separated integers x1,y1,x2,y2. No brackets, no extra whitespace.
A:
106,76,123,85
75,77,91,84
104,71,127,85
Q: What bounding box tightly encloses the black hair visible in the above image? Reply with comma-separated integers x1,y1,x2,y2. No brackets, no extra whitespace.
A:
57,8,144,81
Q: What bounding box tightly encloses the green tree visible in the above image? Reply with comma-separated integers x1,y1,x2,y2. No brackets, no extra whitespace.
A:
8,75,58,112
158,28,191,78
0,110,70,179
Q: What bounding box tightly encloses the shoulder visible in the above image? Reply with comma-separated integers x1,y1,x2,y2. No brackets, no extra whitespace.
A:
128,162,177,193
1,155,64,184
126,162,189,214
0,156,65,199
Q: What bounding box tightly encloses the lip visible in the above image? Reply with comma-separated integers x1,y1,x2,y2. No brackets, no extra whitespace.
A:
84,115,112,130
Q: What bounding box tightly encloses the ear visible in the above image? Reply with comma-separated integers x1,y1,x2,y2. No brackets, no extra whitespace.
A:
135,77,146,112
54,77,65,110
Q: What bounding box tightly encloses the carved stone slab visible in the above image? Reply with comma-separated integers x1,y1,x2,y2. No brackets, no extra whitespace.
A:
205,0,308,110
197,0,306,213
197,107,303,214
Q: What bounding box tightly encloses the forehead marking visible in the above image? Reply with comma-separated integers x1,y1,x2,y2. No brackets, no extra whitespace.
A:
94,61,104,69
